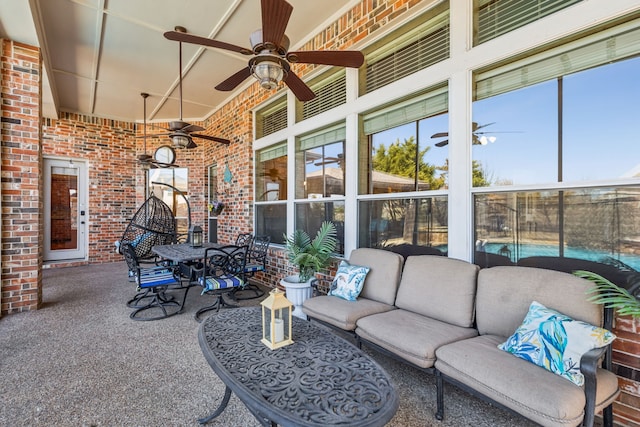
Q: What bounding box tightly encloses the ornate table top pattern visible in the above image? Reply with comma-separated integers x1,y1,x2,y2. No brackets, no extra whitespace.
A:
151,242,221,263
198,307,399,426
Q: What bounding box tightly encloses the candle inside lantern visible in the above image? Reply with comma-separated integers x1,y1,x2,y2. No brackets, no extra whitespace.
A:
274,318,284,343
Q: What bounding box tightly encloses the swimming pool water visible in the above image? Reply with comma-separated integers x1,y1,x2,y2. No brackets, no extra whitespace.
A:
482,242,640,271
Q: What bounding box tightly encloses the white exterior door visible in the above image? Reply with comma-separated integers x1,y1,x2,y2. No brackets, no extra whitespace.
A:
44,158,88,261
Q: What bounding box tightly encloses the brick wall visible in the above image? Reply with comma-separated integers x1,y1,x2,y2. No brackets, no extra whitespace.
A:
0,40,42,314
41,113,139,265
613,316,640,426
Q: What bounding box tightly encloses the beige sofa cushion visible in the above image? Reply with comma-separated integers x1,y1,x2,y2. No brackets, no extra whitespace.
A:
435,334,620,427
348,248,404,305
301,248,403,331
395,256,479,328
302,297,394,331
476,266,603,337
356,309,478,369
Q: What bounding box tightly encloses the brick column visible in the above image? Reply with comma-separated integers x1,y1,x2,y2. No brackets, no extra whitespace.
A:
1,39,43,314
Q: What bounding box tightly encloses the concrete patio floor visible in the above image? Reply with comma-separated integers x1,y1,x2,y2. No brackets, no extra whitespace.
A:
0,261,542,426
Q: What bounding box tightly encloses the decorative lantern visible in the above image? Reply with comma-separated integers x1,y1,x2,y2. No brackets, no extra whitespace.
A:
189,225,203,247
260,289,294,349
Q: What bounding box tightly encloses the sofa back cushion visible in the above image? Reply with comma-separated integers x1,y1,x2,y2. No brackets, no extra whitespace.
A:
349,248,404,305
395,256,479,328
476,266,603,337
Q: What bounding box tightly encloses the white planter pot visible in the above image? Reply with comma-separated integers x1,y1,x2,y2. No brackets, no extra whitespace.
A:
280,275,315,320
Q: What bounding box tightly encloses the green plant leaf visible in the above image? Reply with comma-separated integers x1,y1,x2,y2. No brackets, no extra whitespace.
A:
574,270,640,318
283,221,338,282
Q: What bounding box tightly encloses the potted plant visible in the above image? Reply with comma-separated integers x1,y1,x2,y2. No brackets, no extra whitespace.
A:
208,200,224,216
281,221,338,318
574,270,640,318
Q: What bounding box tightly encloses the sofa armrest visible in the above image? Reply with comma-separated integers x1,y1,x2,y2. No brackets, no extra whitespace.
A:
580,346,607,427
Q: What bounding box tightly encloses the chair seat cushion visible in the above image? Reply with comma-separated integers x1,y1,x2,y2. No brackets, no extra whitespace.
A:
139,268,178,288
244,263,265,273
435,334,620,427
199,275,244,294
302,295,395,331
356,309,478,369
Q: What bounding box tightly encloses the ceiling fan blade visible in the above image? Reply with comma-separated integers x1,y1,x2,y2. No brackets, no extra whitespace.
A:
435,140,449,147
284,72,315,101
431,132,449,138
150,160,177,168
287,50,364,68
261,0,293,48
216,67,252,91
473,122,495,131
192,134,231,145
164,31,252,55
181,123,205,133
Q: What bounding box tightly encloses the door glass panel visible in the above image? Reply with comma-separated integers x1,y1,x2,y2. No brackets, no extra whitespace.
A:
50,166,78,250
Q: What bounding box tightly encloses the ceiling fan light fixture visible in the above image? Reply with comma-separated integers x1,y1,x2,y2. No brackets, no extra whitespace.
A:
252,61,283,90
171,133,191,149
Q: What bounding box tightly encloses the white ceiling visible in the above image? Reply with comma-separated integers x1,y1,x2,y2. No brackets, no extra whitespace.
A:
0,0,358,123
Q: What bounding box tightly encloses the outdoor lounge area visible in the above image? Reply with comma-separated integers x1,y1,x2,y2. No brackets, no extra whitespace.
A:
0,262,540,426
2,1,640,426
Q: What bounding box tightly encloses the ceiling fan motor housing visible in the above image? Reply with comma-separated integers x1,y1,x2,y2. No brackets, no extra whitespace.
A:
250,29,290,55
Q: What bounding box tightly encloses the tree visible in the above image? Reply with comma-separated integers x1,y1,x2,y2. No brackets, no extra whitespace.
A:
436,159,491,187
372,137,445,190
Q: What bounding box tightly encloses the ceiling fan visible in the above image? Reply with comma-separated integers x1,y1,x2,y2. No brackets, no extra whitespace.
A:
137,92,177,169
164,0,365,102
146,30,230,149
432,122,519,147
314,153,343,167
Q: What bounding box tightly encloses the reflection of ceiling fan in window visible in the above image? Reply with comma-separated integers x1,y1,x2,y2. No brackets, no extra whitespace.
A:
142,29,231,149
314,153,343,167
259,157,287,181
260,167,281,181
431,122,519,147
163,0,364,102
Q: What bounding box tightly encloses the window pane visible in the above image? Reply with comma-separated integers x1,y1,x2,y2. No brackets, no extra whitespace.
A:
359,197,448,251
296,141,345,199
473,81,558,186
367,114,449,194
295,201,345,255
419,113,449,190
563,57,640,181
148,168,189,237
475,0,582,46
369,123,417,193
256,204,287,245
474,188,640,271
256,154,287,202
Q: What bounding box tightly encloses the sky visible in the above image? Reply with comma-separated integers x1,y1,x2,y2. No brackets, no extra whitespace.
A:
371,55,640,187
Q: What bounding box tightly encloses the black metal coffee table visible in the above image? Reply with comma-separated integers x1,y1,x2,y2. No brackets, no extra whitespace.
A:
198,307,399,426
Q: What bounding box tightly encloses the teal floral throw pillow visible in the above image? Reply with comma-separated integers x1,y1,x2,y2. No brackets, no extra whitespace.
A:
329,261,370,301
498,301,616,386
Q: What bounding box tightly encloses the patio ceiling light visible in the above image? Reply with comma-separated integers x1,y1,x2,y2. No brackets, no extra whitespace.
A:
171,133,191,149
251,55,286,90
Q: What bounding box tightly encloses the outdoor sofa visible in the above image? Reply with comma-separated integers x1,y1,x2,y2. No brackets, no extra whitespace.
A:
302,249,620,427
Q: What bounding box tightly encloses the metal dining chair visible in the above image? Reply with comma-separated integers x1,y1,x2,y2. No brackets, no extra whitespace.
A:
193,244,249,322
122,243,187,321
232,235,270,300
235,232,254,248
